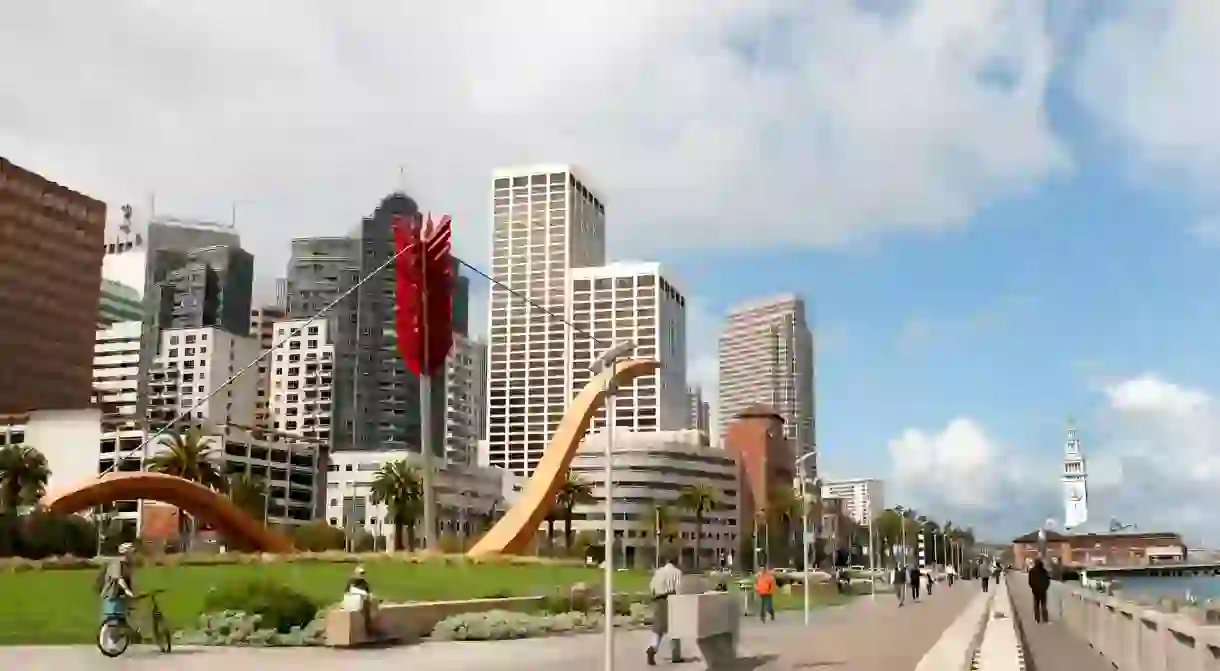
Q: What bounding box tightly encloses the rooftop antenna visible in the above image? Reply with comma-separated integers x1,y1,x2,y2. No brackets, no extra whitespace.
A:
148,193,157,220
398,165,407,193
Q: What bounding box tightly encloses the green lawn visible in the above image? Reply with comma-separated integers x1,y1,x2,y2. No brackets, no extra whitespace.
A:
0,561,651,645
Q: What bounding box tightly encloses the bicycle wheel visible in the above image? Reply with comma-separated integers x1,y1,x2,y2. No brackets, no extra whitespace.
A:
96,619,130,658
152,610,173,653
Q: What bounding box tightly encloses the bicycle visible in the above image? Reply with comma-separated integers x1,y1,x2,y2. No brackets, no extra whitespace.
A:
96,589,173,657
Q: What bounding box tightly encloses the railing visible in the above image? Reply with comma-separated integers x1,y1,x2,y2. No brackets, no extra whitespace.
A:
1048,580,1220,669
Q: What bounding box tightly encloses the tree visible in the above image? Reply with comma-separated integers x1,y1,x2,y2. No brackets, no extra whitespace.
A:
766,486,799,567
148,427,224,549
676,483,718,570
555,471,595,555
369,459,423,551
0,444,51,512
291,519,346,551
226,472,268,522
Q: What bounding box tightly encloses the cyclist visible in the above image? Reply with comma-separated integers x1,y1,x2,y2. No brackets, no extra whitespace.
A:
99,542,137,622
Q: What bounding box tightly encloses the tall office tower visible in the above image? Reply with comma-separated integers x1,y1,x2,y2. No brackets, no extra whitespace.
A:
485,165,606,475
102,214,249,428
154,243,254,336
444,334,487,466
250,306,286,428
821,477,885,526
0,158,106,414
98,279,143,327
282,235,360,449
569,262,687,433
353,192,446,454
717,294,816,478
687,386,711,436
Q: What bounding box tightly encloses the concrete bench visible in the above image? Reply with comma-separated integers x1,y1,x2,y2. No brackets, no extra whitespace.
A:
324,595,545,647
668,579,741,671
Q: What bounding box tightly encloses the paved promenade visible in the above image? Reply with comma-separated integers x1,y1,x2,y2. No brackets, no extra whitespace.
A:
1007,575,1112,671
0,583,980,670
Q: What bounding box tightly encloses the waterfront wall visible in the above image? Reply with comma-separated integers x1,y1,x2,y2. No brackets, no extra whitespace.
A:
1048,580,1220,669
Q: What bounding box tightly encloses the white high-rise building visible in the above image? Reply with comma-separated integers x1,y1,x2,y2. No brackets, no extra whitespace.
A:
569,261,688,433
1063,420,1089,530
267,319,335,447
717,294,816,477
486,165,606,476
820,478,885,526
92,321,143,426
250,306,286,429
444,334,487,466
147,326,259,429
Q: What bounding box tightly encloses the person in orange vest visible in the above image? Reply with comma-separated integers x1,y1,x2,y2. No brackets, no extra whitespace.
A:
754,567,777,623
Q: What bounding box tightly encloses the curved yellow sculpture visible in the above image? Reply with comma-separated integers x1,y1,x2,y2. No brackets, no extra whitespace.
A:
467,358,661,558
41,471,296,553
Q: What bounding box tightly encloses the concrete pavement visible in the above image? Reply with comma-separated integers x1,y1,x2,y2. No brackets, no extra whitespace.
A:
1008,575,1112,671
0,583,981,670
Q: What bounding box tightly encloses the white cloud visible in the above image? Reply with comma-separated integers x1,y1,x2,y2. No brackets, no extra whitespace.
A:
1073,2,1220,194
887,418,1049,521
1190,218,1220,247
1104,375,1210,417
1,0,1068,281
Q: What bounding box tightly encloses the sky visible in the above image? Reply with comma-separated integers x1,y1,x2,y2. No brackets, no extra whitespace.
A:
4,1,1220,544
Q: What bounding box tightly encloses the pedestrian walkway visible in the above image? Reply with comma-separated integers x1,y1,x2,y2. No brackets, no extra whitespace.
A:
0,583,980,670
1007,575,1112,671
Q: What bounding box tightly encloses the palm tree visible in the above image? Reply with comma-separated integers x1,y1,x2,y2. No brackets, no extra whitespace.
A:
555,472,595,555
369,459,423,551
226,472,268,522
767,486,800,567
676,483,718,570
149,427,224,548
0,444,50,512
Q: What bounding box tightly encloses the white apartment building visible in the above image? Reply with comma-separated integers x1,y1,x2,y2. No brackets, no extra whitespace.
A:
486,165,606,476
821,478,885,526
717,294,816,477
569,261,688,434
146,326,259,429
444,334,487,466
267,318,335,447
324,450,521,544
92,320,143,426
250,306,285,428
567,430,738,569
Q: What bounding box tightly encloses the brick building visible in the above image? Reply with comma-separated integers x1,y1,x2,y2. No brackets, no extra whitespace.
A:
724,405,795,569
1012,528,1187,569
0,158,106,413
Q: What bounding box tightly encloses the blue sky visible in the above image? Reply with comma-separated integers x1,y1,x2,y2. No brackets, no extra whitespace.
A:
5,2,1220,543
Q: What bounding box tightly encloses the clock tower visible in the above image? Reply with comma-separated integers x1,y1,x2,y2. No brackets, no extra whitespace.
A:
1062,418,1089,530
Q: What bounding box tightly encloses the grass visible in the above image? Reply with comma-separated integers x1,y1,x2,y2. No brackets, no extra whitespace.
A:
0,560,651,645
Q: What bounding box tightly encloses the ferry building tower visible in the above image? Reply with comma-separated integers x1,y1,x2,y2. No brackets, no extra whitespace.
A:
1063,419,1089,530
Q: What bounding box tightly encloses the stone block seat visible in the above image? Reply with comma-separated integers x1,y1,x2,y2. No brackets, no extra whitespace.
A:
324,596,546,647
667,575,742,670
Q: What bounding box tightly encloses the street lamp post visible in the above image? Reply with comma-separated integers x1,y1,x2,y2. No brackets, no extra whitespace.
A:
794,452,817,625
591,341,636,671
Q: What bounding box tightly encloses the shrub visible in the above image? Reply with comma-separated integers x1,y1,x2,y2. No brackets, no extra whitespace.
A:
430,605,653,641
202,579,318,633
177,610,327,647
290,521,347,552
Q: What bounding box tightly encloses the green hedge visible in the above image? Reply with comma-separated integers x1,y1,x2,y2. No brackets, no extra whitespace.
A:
202,579,318,633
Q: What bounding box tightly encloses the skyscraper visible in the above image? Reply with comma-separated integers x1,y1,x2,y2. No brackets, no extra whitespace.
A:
569,261,688,435
485,165,606,475
717,294,816,477
0,158,106,414
687,386,711,438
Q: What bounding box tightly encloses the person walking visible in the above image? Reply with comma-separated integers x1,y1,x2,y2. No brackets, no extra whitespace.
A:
893,563,907,606
907,563,921,602
946,564,957,587
1029,559,1051,623
645,554,684,666
925,567,934,596
754,567,777,623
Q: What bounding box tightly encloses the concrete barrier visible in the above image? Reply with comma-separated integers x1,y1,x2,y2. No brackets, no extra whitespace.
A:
1048,581,1220,670
324,596,546,647
668,592,741,671
915,586,995,671
972,578,1026,671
